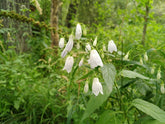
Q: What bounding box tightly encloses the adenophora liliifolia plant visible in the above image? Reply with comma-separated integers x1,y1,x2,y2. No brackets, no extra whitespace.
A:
60,23,118,97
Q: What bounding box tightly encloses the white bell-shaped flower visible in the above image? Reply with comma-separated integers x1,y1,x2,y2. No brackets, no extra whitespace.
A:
59,38,65,48
103,44,106,52
92,78,103,96
108,40,117,53
93,36,97,46
84,81,89,93
65,35,74,52
88,49,103,69
144,52,148,61
79,58,84,67
63,56,74,73
85,43,91,52
160,83,165,94
61,35,74,58
75,23,82,40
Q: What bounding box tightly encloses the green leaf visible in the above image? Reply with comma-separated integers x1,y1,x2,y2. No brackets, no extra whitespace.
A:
81,64,116,121
134,116,165,124
96,110,122,124
132,99,165,123
120,70,150,80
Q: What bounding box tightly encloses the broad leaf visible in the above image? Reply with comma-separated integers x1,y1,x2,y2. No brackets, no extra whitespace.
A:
132,99,165,123
120,70,150,80
81,64,116,121
134,116,165,124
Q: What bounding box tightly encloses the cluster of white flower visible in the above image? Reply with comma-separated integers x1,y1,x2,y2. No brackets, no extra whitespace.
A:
59,23,117,96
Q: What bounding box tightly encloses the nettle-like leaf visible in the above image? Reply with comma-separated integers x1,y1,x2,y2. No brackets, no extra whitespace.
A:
81,64,116,121
120,70,150,80
132,99,165,123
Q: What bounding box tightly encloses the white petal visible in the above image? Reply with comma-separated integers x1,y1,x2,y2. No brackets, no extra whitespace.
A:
63,56,74,73
75,23,82,40
108,40,117,53
144,52,148,61
79,58,84,67
59,38,65,48
65,35,74,52
88,49,103,69
61,48,68,58
161,83,165,94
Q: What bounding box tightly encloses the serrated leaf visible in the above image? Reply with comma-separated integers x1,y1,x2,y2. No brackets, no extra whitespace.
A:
120,70,150,80
132,99,165,123
81,64,116,121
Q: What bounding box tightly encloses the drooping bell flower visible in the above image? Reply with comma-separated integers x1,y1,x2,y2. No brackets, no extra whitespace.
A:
85,43,91,52
84,81,89,93
144,52,148,61
79,58,84,67
63,56,74,73
93,36,97,46
61,35,74,58
75,23,82,40
108,40,117,53
88,49,103,69
92,78,103,96
59,38,65,48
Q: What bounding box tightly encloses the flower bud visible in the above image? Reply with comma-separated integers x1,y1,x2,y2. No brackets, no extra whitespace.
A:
157,68,161,80
144,52,148,61
79,58,84,67
103,44,106,52
75,23,82,40
85,43,91,52
123,51,129,60
93,36,97,46
160,83,165,94
84,81,89,93
59,38,65,48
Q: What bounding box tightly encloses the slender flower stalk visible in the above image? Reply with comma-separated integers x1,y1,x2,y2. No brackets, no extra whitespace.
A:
108,40,117,53
92,78,103,96
88,49,103,69
75,23,82,40
59,38,65,48
63,56,74,73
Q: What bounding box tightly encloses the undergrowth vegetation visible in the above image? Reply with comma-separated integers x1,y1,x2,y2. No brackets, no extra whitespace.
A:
0,0,165,124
